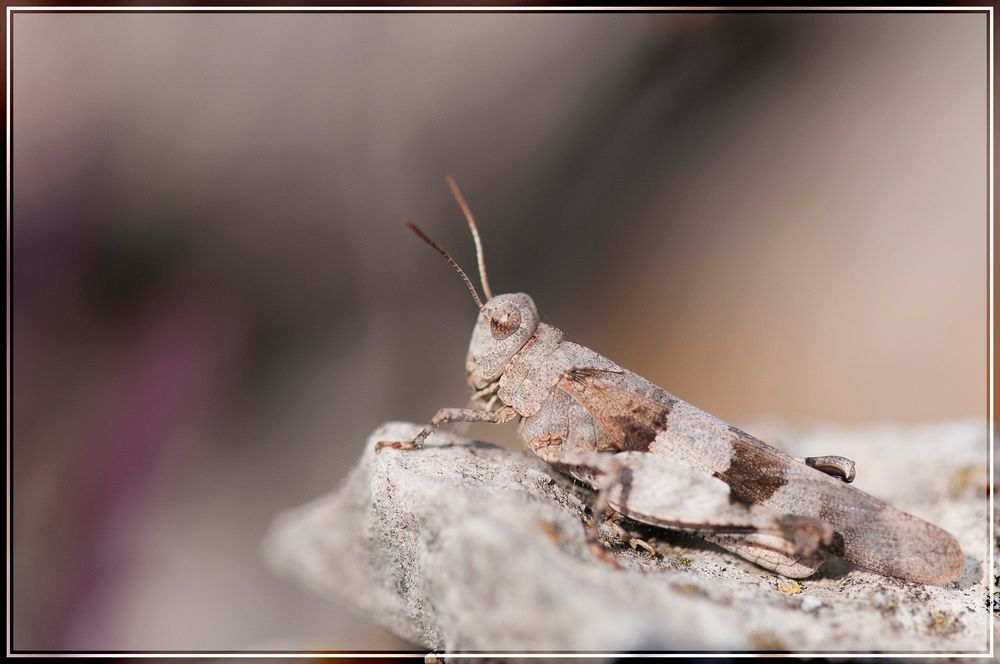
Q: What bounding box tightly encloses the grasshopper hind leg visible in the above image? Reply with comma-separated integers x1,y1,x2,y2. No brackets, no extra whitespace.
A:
801,455,856,483
706,533,827,579
532,445,833,576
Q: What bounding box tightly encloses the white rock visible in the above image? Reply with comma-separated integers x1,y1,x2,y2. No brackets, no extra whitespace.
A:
264,420,991,653
800,595,823,613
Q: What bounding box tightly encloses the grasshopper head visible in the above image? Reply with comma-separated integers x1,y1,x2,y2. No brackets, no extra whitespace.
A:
403,178,538,390
465,293,539,389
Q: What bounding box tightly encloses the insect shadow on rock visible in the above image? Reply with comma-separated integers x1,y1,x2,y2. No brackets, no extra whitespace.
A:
376,178,964,585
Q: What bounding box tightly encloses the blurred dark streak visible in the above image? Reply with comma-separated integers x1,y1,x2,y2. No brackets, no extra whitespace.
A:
509,16,805,317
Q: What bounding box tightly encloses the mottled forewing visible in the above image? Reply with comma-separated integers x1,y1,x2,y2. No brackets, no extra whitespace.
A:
558,367,964,584
557,367,677,453
699,425,964,584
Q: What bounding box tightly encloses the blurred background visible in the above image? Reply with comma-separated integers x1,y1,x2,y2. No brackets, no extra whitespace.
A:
11,10,988,651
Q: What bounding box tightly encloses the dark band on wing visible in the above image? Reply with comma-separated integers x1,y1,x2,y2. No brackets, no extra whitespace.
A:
560,367,676,452
608,411,668,451
713,426,789,506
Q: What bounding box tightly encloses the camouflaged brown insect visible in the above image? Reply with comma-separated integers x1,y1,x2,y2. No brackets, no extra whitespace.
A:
377,178,964,585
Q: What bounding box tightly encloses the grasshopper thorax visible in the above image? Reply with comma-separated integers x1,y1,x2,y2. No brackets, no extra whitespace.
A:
466,293,539,390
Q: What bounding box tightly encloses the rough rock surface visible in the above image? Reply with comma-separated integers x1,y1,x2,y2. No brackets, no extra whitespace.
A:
264,420,992,653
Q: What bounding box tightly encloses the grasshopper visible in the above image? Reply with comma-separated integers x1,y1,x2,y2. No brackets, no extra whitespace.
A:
377,178,964,585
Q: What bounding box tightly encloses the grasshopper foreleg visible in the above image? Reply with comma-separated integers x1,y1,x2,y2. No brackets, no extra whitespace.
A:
375,405,517,452
470,382,501,404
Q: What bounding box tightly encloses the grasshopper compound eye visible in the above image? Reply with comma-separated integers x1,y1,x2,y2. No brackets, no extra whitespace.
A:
489,302,521,340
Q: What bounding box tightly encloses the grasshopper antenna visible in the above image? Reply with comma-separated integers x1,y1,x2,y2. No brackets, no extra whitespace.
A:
404,219,484,309
445,176,494,300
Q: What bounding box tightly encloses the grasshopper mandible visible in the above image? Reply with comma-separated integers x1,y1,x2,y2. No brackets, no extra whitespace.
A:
377,178,964,585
